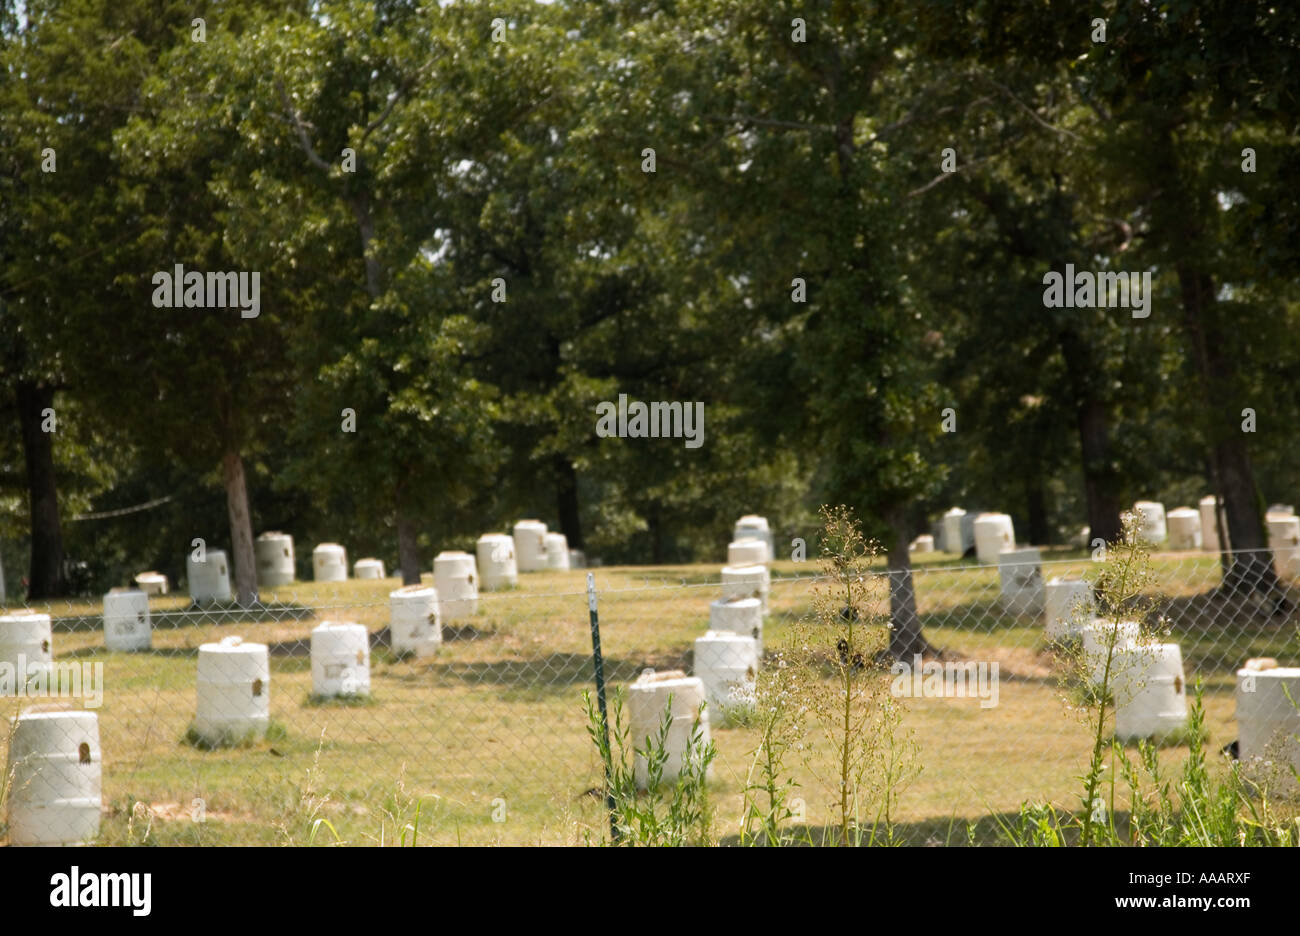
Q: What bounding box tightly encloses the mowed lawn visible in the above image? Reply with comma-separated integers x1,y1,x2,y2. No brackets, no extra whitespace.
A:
2,549,1297,845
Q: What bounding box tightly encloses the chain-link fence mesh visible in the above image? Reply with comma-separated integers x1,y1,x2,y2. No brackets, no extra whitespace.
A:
2,543,1299,845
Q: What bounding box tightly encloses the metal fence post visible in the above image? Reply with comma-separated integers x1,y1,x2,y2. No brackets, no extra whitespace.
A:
587,572,618,843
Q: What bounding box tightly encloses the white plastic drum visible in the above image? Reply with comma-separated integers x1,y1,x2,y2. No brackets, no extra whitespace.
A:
5,709,102,846
1266,513,1300,579
310,621,370,698
476,534,518,590
1132,501,1167,546
727,540,768,567
1081,619,1141,685
134,571,168,596
353,558,385,579
943,507,971,555
733,515,774,563
389,585,441,657
1113,642,1188,740
721,565,769,615
1165,508,1201,551
628,669,712,789
709,597,764,655
0,611,53,696
103,588,151,652
255,532,295,587
1235,662,1300,793
544,532,570,570
998,547,1044,616
434,551,478,621
188,549,232,604
1044,577,1095,642
1198,495,1224,552
312,543,348,583
513,520,548,573
973,513,1015,564
194,636,270,746
909,534,935,554
693,631,758,724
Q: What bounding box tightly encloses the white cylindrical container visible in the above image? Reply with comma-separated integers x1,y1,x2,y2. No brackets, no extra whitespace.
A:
255,532,295,587
998,548,1044,616
1165,508,1202,551
513,520,548,573
103,588,151,652
1235,663,1300,793
721,565,769,616
727,539,768,567
1133,501,1167,546
310,621,371,698
568,549,586,569
1266,513,1300,579
733,516,774,563
693,631,758,724
709,597,764,655
1198,495,1224,552
187,549,231,604
312,543,348,582
628,669,712,789
134,571,168,596
389,585,441,657
909,534,935,554
1044,577,1095,642
973,513,1015,564
193,636,269,746
5,709,102,846
1114,642,1188,741
942,508,966,554
353,558,385,580
476,534,519,590
544,532,570,570
0,611,53,695
434,551,478,620
1081,619,1141,685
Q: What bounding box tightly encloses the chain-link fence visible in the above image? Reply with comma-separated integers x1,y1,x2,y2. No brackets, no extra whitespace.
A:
2,544,1298,845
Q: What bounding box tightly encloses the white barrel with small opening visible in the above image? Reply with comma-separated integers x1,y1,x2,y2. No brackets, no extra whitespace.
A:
1114,642,1188,741
194,636,269,746
434,551,478,620
312,543,348,582
310,621,370,697
389,585,441,657
255,532,295,587
943,507,971,555
476,534,518,590
694,631,758,724
513,520,548,572
353,558,385,580
134,571,168,596
733,515,774,563
628,669,712,789
1166,508,1202,551
103,588,151,652
709,597,764,655
1081,619,1141,685
910,534,935,554
187,549,231,604
1133,501,1167,546
1045,577,1095,642
1235,661,1300,793
998,547,1044,615
973,513,1015,564
721,565,769,615
1199,495,1223,552
727,539,768,567
544,532,570,570
0,611,53,695
5,709,101,846
1266,512,1300,579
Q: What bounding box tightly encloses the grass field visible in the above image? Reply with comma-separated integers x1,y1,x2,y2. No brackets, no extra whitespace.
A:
2,548,1298,845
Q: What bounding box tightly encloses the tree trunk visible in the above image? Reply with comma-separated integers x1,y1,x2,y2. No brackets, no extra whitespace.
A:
221,451,258,606
16,381,67,600
648,503,664,565
394,480,422,586
886,505,932,660
555,456,584,551
1058,327,1123,544
1026,477,1049,546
